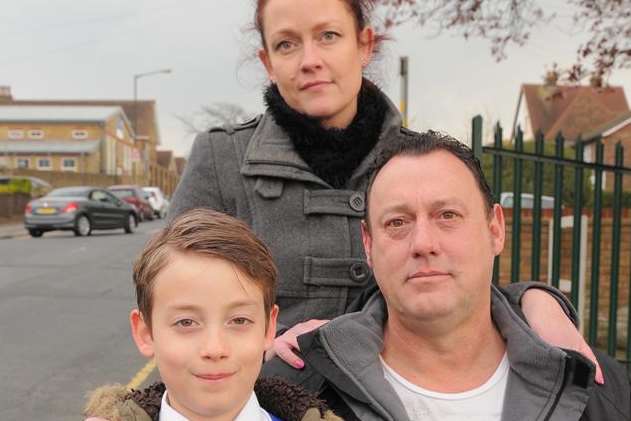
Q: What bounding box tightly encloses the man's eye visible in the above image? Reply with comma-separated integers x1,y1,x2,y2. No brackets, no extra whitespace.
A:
386,219,405,228
441,211,458,220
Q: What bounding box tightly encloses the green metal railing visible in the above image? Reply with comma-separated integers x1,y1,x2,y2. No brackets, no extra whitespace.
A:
471,116,631,359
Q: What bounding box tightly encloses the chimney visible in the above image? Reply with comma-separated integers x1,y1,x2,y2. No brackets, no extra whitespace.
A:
0,86,13,103
589,73,603,88
544,70,559,87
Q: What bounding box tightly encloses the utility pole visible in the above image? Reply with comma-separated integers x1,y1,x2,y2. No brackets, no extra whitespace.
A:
399,56,409,128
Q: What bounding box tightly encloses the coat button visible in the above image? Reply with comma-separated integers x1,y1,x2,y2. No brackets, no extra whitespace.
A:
349,192,365,212
349,262,369,283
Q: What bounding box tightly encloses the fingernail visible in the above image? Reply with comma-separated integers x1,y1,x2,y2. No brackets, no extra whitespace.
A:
294,361,304,369
596,372,604,385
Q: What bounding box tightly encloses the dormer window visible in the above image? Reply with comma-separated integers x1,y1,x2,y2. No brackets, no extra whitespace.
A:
28,130,44,139
72,130,88,139
8,130,24,139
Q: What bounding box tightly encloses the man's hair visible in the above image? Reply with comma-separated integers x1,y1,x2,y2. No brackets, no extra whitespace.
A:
365,130,494,226
133,208,277,328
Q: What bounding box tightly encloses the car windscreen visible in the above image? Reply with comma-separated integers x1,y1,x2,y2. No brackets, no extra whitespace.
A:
47,188,89,197
110,189,135,198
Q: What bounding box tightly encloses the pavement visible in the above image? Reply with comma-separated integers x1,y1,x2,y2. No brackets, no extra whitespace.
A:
0,222,27,240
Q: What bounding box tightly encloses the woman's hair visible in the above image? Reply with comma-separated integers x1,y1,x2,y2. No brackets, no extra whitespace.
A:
253,0,386,51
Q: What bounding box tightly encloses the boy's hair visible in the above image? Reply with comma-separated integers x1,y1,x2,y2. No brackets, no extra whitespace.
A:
133,208,278,328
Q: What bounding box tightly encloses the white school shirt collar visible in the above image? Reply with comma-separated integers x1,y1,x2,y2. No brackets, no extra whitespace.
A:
159,390,272,421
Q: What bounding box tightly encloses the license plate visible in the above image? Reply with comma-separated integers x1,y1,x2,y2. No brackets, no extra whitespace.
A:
36,207,57,215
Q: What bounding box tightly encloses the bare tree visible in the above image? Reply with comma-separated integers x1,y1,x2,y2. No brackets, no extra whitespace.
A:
176,102,253,134
375,0,631,83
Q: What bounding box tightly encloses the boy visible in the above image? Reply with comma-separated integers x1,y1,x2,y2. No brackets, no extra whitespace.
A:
84,209,339,421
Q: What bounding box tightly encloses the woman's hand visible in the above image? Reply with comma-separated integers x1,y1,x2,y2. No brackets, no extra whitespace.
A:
522,288,604,384
265,319,329,369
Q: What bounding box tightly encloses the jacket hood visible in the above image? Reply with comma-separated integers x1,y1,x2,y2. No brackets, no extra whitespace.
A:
305,286,596,420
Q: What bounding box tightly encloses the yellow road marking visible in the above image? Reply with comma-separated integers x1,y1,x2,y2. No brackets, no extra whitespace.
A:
126,359,156,390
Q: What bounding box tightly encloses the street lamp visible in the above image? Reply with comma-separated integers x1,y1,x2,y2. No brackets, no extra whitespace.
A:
132,68,171,180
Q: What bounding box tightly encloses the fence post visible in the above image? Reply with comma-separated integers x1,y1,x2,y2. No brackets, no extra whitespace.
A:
609,143,624,356
551,133,565,289
492,122,503,285
571,141,584,309
531,131,545,282
511,127,524,283
589,141,604,346
471,115,483,160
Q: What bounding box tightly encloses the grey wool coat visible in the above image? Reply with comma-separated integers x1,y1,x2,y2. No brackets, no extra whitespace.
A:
168,91,565,331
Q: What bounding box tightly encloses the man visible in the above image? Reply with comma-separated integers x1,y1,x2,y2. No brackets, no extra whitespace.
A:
263,130,630,420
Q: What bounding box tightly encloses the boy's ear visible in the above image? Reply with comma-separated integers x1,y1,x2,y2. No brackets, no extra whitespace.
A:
264,305,279,351
130,309,154,358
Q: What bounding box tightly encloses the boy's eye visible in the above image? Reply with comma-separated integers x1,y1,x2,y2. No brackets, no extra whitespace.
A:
230,317,253,326
174,319,196,328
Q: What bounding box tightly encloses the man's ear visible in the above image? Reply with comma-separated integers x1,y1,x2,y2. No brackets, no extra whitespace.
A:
489,204,506,256
361,220,373,267
258,49,276,83
130,309,154,358
264,305,279,351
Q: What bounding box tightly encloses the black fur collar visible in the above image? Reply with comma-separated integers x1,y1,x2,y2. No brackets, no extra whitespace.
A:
263,80,388,189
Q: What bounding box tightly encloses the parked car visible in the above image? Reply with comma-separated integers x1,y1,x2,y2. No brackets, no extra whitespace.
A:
142,186,169,219
108,185,154,221
24,186,137,237
500,192,555,209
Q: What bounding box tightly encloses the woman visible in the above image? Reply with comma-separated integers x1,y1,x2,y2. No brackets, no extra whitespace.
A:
170,0,600,377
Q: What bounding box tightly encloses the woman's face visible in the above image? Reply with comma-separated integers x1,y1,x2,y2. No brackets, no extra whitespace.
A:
258,0,374,128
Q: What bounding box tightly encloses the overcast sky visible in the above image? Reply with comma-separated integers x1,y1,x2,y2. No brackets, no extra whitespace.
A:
3,0,631,157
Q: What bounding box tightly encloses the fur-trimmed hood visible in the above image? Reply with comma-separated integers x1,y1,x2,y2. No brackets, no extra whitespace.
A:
84,376,343,421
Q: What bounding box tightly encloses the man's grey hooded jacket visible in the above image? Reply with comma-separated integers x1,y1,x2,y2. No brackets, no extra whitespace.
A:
262,287,631,420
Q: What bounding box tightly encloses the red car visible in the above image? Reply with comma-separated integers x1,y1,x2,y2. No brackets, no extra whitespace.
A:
108,185,154,222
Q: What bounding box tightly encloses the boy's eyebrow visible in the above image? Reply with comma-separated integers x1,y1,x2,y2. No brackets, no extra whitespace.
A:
165,300,260,312
226,299,260,309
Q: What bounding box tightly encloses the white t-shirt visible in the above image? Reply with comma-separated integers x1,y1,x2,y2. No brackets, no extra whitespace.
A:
381,353,509,421
159,390,272,421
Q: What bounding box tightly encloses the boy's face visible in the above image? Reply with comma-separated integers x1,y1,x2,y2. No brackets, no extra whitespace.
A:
131,251,278,421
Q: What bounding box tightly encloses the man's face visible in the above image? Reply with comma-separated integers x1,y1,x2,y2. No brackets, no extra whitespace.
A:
131,251,277,420
362,150,505,327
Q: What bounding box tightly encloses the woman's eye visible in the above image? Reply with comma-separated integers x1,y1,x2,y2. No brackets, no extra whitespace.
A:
321,31,339,42
275,40,293,52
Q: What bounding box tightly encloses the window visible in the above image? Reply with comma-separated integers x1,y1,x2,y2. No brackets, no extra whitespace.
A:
16,158,29,169
62,158,77,171
28,130,44,139
8,130,24,139
72,130,88,139
37,158,52,170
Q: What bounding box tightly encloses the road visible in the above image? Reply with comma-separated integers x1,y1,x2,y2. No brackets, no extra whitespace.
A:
0,220,163,421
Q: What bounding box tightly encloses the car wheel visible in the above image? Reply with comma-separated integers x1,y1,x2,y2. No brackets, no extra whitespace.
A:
29,229,43,238
124,213,137,234
74,215,92,237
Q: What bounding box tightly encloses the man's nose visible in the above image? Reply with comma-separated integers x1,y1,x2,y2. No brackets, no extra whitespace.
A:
199,328,229,360
410,219,440,257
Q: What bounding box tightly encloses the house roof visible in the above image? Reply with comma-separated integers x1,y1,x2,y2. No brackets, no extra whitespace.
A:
0,105,122,123
521,83,629,141
156,150,173,168
6,99,160,145
582,111,631,142
0,140,100,154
